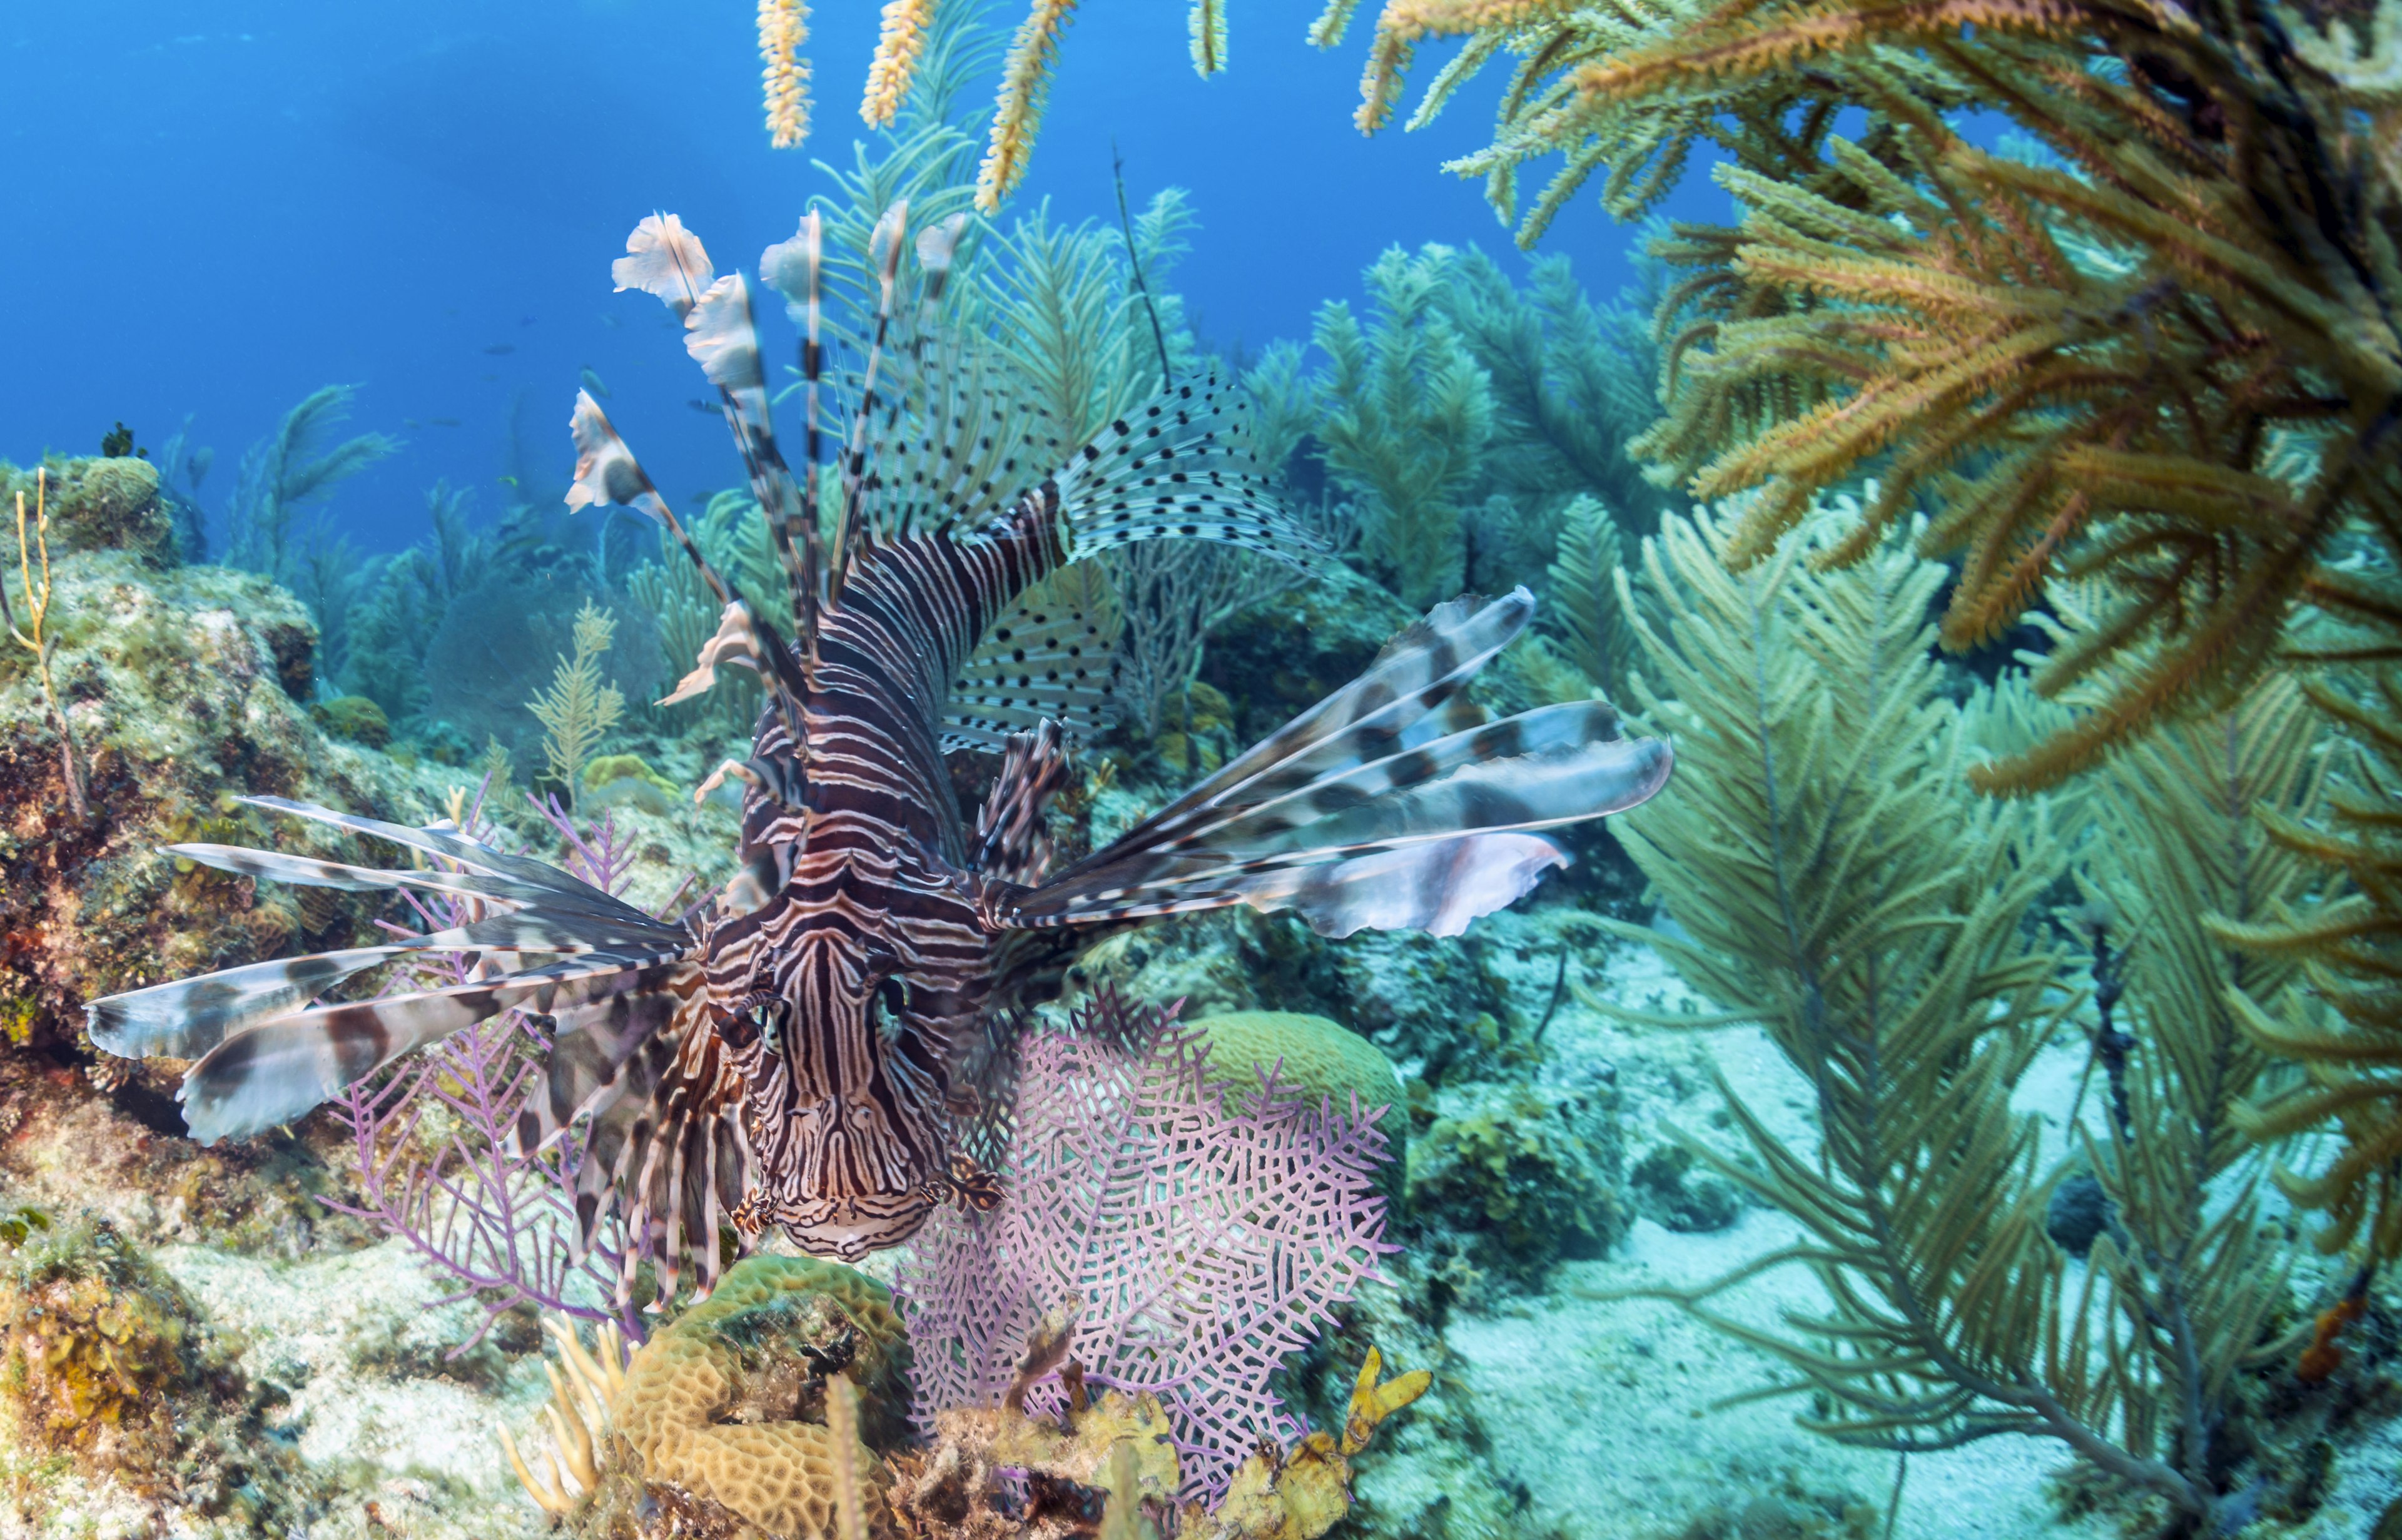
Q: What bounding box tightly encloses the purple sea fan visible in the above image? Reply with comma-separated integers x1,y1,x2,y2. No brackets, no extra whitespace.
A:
894,991,1398,1502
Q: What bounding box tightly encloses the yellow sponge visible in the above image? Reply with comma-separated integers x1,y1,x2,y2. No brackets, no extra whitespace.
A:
614,1255,909,1539
1190,1011,1400,1116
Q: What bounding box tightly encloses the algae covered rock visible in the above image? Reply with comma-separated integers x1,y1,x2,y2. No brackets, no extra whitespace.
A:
308,692,392,748
1405,1080,1624,1290
584,751,682,816
6,457,175,560
0,1207,321,1529
0,1208,201,1457
0,521,445,1056
594,1254,910,1539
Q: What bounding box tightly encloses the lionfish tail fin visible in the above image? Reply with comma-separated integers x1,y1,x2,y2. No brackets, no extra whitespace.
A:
1001,590,1675,938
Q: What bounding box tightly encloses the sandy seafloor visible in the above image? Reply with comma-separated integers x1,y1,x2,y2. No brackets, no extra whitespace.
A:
5,930,2397,1540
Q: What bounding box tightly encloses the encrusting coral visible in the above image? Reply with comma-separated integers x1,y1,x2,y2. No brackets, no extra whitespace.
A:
1187,1011,1401,1116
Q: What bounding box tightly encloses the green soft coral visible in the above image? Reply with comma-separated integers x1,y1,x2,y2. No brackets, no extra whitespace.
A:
1310,246,1492,610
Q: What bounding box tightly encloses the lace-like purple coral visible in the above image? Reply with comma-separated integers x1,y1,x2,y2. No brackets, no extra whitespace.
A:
895,991,1397,1501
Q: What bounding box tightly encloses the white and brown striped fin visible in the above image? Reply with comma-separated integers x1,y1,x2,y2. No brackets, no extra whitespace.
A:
761,210,831,614
569,1005,750,1302
1195,833,1571,940
89,948,420,1060
1053,590,1535,873
971,722,1070,888
684,270,811,621
159,842,656,933
996,592,1675,936
1008,734,1672,923
176,955,692,1146
230,797,676,931
611,212,716,318
569,390,736,609
828,200,912,593
84,906,660,1063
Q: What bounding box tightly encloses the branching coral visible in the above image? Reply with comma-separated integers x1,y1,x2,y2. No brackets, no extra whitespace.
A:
1310,246,1495,608
1541,494,1636,699
224,384,401,587
1434,246,1666,532
2225,665,2402,1257
1591,505,2309,1523
1,469,88,819
1326,0,2402,797
528,601,626,811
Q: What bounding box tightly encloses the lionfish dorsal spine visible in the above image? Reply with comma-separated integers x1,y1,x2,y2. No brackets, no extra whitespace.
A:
830,198,912,599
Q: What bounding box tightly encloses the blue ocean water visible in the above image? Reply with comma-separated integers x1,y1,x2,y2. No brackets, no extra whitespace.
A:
4,1,1726,559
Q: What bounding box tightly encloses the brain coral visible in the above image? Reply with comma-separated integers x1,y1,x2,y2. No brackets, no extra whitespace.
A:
612,1255,909,1539
1189,1011,1400,1114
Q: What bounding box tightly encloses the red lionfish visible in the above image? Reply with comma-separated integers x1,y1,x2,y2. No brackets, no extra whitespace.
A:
85,205,1673,1288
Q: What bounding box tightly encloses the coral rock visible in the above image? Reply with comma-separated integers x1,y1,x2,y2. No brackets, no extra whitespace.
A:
1188,1011,1399,1117
9,457,174,560
611,1255,909,1539
309,693,392,748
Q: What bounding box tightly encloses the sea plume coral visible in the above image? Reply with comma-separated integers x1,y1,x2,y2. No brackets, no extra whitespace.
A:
761,0,813,149
895,991,1396,1501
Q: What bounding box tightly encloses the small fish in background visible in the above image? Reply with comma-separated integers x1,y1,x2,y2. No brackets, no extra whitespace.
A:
480,373,499,382
403,417,422,428
429,417,462,427
483,343,516,355
579,367,610,398
686,398,721,416
598,312,622,328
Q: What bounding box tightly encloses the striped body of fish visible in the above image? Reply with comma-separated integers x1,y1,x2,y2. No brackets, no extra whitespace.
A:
85,205,1673,1291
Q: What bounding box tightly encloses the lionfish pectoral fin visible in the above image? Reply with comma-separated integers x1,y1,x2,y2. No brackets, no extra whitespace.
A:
175,955,692,1146
998,590,1676,936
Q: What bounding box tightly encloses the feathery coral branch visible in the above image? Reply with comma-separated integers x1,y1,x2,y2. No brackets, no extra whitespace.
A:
980,0,1079,213
1191,0,1230,77
861,0,934,127
759,0,812,149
